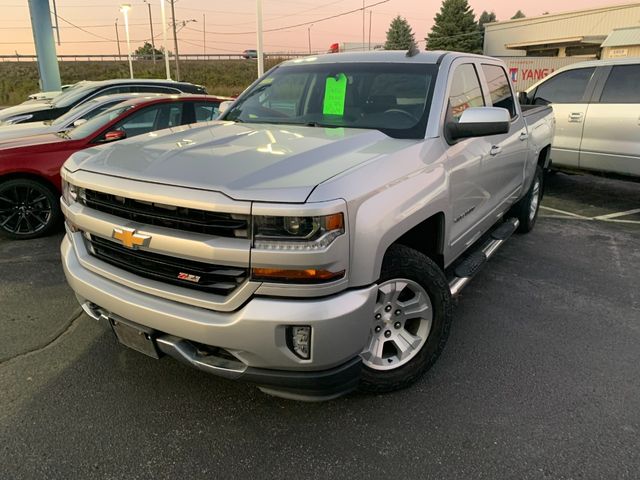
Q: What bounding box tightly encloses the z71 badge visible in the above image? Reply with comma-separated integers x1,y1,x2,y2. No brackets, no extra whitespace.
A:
177,272,201,283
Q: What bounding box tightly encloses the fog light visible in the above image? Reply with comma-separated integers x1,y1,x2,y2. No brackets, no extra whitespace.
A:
287,326,311,360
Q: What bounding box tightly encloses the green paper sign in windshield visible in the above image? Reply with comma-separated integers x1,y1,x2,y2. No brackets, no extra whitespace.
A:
323,73,347,116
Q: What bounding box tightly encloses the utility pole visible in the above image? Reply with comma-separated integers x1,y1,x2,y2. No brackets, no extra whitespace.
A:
27,0,61,91
144,0,156,63
115,18,121,57
308,24,313,54
169,0,180,81
203,13,206,56
368,10,372,51
51,0,61,45
362,0,365,50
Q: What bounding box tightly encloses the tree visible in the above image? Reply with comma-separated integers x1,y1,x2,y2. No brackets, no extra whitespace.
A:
384,16,417,50
426,0,482,53
511,10,526,19
134,42,164,60
478,10,497,28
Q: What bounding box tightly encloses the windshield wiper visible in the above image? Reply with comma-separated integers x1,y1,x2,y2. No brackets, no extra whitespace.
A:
304,121,340,128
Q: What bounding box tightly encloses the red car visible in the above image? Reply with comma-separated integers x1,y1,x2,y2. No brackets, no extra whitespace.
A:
0,94,229,239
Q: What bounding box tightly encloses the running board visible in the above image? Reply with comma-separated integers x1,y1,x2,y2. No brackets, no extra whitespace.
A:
448,218,519,297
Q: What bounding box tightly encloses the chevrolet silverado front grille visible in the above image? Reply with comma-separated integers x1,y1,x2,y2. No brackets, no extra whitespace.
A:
82,189,248,238
85,234,248,295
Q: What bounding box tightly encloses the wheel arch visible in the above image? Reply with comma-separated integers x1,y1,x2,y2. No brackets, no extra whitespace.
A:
389,212,446,271
0,171,60,194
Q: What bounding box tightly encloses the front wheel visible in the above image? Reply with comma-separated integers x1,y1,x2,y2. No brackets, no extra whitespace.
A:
0,178,61,240
360,245,453,393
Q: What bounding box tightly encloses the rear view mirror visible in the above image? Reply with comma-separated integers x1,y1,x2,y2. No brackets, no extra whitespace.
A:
218,101,233,115
102,129,127,142
446,107,510,141
72,118,87,127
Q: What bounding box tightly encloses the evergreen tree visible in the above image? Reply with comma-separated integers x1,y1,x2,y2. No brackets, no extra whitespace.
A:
478,10,497,28
426,0,482,53
384,16,417,50
511,10,526,19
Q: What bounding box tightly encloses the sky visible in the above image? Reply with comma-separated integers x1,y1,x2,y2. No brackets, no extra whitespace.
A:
0,0,635,56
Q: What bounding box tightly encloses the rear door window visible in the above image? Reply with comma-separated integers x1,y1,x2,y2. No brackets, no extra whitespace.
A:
532,67,595,104
598,64,640,103
193,101,221,122
481,64,516,118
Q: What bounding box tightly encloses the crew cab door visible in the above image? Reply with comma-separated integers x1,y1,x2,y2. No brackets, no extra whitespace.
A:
529,67,596,168
443,62,491,254
579,64,640,177
478,63,528,212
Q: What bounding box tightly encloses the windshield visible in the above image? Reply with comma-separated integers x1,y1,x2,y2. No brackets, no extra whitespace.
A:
50,98,102,127
50,81,94,108
65,104,132,140
223,62,437,139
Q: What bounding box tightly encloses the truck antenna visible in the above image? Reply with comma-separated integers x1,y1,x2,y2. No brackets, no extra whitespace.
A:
406,43,419,57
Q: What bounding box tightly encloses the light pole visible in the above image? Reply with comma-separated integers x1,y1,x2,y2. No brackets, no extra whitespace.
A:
120,4,133,78
256,0,264,77
159,0,171,79
114,18,121,57
143,0,156,63
308,23,313,54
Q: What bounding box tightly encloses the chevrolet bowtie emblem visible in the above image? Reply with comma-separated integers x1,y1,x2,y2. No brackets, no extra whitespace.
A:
112,227,151,249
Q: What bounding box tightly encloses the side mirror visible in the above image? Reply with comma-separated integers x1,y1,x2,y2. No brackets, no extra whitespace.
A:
218,100,233,115
72,118,87,127
446,107,510,141
102,129,126,142
517,91,529,105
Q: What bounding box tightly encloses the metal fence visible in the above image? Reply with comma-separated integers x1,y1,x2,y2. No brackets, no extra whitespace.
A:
0,53,312,62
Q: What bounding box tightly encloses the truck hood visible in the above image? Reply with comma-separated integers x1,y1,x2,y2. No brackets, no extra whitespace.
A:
66,121,407,203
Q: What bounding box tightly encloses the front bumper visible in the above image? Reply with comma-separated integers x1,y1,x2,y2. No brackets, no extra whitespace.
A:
61,235,376,398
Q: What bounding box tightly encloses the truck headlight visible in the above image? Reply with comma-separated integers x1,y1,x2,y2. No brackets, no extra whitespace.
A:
253,213,344,250
61,179,79,205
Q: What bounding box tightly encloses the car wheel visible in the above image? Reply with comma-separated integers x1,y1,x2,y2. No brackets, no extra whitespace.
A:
360,244,453,393
511,165,543,234
0,178,61,240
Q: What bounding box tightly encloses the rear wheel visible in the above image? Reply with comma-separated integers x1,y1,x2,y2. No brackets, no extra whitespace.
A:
510,165,543,234
0,178,61,240
360,245,453,393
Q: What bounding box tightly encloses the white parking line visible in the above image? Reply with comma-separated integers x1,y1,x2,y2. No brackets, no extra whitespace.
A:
539,206,640,225
593,208,640,220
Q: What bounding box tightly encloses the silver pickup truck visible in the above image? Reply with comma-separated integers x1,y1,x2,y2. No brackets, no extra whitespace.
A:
60,51,554,400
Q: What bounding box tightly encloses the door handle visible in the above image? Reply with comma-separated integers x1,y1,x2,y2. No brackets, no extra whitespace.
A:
489,145,502,156
568,112,584,123
519,130,529,141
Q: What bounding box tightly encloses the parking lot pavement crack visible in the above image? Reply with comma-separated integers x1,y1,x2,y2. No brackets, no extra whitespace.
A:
0,307,84,365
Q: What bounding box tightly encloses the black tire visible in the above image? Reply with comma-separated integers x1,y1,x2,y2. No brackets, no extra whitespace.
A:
510,165,543,234
0,178,61,240
359,244,453,393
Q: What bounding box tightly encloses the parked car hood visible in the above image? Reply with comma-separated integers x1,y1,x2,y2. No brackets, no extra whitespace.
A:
0,132,70,152
65,121,408,203
0,102,52,123
0,121,54,141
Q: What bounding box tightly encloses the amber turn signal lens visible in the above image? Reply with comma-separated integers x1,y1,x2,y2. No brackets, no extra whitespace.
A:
252,267,345,283
324,213,344,232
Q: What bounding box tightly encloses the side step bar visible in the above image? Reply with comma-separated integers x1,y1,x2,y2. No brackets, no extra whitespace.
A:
448,218,519,297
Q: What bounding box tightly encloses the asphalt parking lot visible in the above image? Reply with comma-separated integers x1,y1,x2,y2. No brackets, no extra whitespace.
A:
1,171,638,479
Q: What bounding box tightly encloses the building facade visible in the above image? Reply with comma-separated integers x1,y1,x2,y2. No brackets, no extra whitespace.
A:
484,3,640,59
